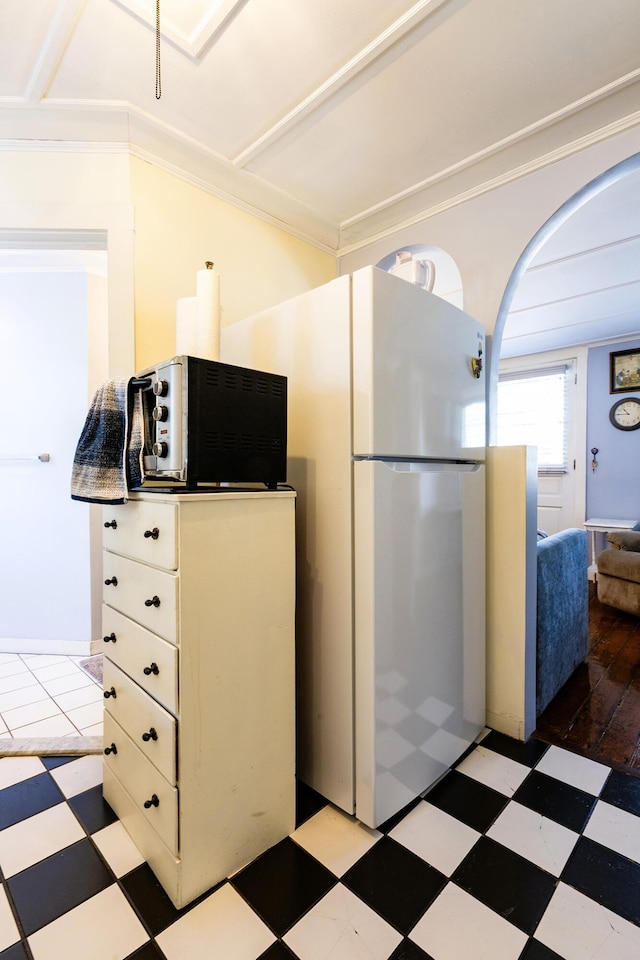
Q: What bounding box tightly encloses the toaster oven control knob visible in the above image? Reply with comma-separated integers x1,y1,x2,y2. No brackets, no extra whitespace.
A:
153,379,168,397
152,405,168,422
152,441,168,458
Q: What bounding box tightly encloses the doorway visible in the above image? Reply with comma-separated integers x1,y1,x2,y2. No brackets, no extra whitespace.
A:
491,151,640,767
0,214,134,747
0,251,108,651
0,248,108,743
496,354,580,534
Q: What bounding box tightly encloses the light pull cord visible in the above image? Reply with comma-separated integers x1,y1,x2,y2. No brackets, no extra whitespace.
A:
155,0,162,99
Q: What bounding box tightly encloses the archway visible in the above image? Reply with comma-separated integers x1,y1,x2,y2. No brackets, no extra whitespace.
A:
489,151,640,443
488,151,640,753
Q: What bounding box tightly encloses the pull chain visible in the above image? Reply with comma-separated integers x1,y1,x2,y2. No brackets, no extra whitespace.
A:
155,0,162,99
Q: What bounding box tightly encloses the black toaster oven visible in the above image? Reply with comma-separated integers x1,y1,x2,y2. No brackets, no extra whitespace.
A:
134,355,287,488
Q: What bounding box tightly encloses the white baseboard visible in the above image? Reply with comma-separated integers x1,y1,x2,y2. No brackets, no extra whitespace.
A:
485,709,526,741
0,638,93,657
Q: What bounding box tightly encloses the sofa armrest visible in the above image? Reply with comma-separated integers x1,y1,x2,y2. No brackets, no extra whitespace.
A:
606,530,640,552
536,528,588,716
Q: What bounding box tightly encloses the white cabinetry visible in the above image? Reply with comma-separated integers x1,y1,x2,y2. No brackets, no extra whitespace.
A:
101,490,296,908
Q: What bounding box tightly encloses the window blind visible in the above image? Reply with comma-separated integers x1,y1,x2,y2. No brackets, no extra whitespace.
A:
497,363,572,475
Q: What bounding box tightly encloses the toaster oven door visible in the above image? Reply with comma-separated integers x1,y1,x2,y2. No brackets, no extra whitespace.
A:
138,358,186,480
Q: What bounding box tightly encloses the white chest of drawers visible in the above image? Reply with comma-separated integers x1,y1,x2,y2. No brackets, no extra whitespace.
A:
101,489,296,908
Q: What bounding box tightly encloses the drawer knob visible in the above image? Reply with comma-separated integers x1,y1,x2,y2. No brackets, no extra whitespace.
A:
143,794,160,809
104,520,117,529
144,527,160,540
142,727,158,742
104,577,118,587
103,687,117,699
103,633,117,643
143,662,159,676
104,743,118,755
144,596,161,608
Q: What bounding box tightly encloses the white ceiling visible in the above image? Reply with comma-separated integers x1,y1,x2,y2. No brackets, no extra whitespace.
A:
2,0,640,354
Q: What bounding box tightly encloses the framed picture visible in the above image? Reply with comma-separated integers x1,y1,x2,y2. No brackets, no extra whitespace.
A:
610,349,640,394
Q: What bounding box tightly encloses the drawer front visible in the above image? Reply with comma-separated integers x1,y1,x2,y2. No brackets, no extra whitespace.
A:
103,553,178,644
104,659,177,784
102,606,178,714
103,500,178,570
103,712,178,854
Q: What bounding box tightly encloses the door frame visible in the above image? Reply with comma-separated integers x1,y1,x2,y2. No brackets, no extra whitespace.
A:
497,347,588,532
0,203,134,377
0,204,135,654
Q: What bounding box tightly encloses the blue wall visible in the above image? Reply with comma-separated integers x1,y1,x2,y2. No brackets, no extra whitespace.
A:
586,336,640,522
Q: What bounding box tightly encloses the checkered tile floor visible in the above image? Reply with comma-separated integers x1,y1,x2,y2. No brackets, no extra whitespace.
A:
2,731,640,960
0,654,103,739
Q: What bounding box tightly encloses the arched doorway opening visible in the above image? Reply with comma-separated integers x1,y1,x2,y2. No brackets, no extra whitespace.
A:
490,151,640,433
489,152,640,766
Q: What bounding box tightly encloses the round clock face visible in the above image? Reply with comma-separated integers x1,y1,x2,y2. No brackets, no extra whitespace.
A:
609,397,640,430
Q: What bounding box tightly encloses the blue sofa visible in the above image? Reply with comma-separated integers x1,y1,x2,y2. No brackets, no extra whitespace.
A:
536,528,588,716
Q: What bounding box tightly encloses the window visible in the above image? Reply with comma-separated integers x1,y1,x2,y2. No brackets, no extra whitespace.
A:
497,363,574,474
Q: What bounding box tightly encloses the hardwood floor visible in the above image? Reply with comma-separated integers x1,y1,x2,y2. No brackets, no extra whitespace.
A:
535,583,640,778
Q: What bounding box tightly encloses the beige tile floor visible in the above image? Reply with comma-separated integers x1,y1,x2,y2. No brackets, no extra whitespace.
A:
0,653,103,740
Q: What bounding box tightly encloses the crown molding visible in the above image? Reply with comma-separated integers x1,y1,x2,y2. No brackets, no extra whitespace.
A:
336,105,640,255
0,103,339,252
126,107,340,251
2,87,640,261
340,69,640,234
129,142,338,255
0,138,129,154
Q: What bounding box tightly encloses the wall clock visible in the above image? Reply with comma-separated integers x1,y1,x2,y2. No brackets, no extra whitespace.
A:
609,397,640,430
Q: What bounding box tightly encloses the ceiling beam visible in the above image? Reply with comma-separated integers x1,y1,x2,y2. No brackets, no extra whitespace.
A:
110,0,249,60
232,0,452,168
23,0,86,103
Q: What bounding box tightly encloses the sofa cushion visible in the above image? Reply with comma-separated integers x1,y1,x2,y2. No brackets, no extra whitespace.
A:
606,530,640,552
598,548,640,585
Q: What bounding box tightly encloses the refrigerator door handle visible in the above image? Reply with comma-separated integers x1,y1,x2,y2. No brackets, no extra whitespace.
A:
353,456,481,474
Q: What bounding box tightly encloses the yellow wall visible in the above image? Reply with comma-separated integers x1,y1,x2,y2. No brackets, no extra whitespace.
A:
0,151,336,372
130,158,337,368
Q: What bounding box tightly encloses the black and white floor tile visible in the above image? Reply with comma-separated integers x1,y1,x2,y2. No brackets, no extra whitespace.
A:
2,731,640,960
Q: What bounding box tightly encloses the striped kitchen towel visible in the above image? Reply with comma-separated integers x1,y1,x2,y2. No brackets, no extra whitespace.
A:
70,378,143,504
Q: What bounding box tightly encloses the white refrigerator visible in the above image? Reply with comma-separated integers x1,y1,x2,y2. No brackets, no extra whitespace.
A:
222,266,486,828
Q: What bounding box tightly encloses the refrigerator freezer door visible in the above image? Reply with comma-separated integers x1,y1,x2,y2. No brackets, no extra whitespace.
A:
352,266,486,460
353,458,486,828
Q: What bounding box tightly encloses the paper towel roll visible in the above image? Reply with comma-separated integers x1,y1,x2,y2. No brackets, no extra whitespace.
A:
196,263,221,361
176,296,198,356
